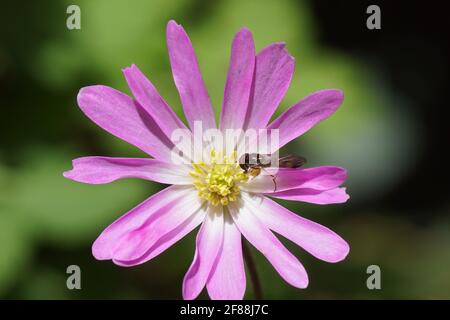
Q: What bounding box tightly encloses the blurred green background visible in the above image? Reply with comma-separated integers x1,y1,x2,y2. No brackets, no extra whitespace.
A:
1,0,449,299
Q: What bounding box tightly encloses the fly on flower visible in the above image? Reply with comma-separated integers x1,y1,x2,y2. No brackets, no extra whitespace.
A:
64,20,350,300
239,153,307,191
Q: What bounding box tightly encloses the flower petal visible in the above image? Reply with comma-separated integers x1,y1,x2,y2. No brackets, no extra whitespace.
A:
111,191,203,262
269,187,350,205
64,156,193,185
92,186,197,260
122,64,188,138
229,200,308,289
243,193,350,263
77,85,175,160
219,28,255,130
243,43,294,129
241,166,347,194
183,205,224,300
267,89,344,150
206,214,246,300
114,207,205,267
166,20,216,131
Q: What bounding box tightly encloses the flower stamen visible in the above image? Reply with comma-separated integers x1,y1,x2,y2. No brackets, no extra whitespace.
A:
190,150,248,206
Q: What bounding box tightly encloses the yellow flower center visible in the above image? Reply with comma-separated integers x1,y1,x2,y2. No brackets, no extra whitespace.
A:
190,150,248,206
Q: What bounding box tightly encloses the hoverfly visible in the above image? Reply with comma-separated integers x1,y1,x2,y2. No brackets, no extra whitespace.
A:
239,153,307,191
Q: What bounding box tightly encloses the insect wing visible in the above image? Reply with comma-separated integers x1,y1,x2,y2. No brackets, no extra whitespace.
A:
278,155,307,168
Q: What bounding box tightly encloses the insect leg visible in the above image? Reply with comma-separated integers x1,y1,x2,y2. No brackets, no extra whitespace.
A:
261,167,277,192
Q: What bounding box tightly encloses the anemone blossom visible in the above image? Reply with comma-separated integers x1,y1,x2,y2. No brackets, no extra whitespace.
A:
64,20,350,300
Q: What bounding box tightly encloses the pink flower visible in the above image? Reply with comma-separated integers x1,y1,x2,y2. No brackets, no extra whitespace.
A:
64,20,349,300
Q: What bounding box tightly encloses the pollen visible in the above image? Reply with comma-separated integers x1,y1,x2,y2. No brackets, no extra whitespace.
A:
190,150,248,206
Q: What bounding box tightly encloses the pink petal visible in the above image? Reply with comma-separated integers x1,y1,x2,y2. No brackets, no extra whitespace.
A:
269,187,350,205
92,186,197,260
206,215,246,300
183,205,224,300
63,156,192,185
243,193,350,263
242,166,347,194
219,28,255,130
123,64,188,138
77,85,174,160
267,89,344,150
243,43,294,129
114,208,205,267
111,191,203,262
166,20,216,131
229,200,308,289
